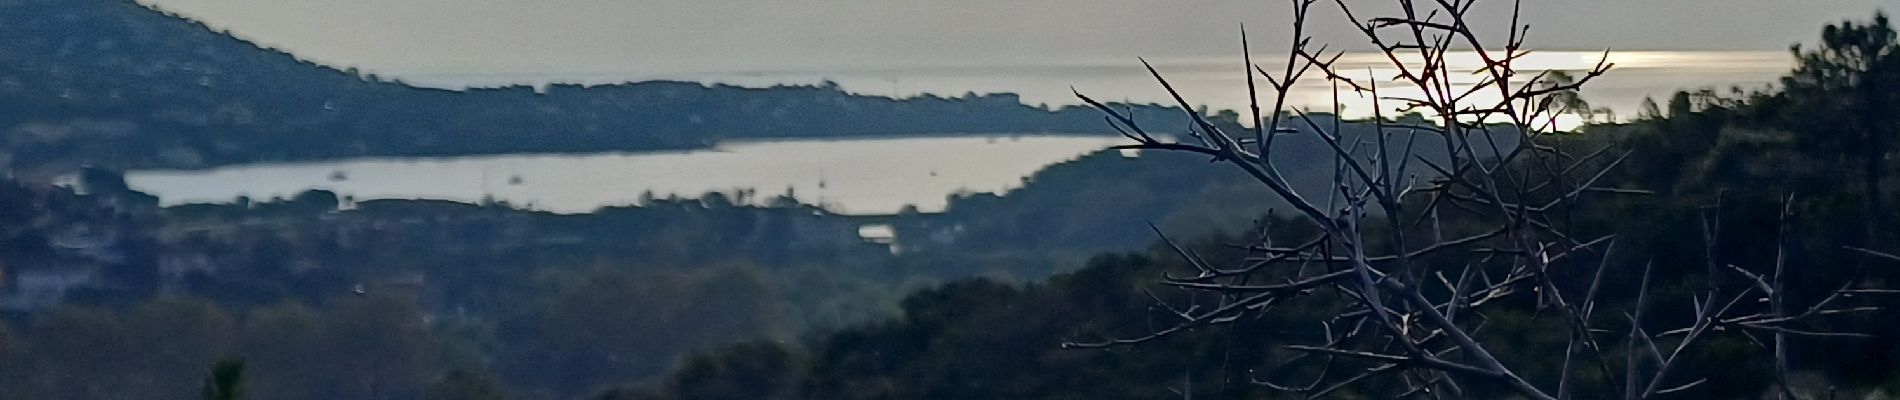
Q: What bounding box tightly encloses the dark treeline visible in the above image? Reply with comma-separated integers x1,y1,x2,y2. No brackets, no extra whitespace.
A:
0,171,1034,399
601,13,1900,400
894,112,1507,258
0,0,1237,174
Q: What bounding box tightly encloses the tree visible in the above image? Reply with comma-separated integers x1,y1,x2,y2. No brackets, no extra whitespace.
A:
1067,1,1880,398
423,370,510,400
1638,97,1663,120
666,342,801,400
201,358,245,400
0,319,12,388
1539,70,1612,124
323,294,437,400
77,167,132,195
1781,12,1900,246
290,189,341,213
506,266,786,397
701,191,734,209
127,297,238,398
514,268,696,393
239,303,328,400
17,307,137,399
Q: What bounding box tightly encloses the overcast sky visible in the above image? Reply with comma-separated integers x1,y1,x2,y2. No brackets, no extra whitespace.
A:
137,0,1885,77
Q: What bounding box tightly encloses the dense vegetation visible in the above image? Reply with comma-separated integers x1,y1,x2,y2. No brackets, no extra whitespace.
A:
0,114,1473,398
896,112,1499,257
1,0,1898,399
0,0,1237,173
603,12,1900,400
0,174,955,399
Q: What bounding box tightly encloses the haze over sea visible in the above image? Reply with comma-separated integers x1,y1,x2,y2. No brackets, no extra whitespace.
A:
398,50,1789,127
127,51,1787,215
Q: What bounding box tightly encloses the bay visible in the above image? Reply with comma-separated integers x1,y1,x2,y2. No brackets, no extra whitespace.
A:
126,135,1129,215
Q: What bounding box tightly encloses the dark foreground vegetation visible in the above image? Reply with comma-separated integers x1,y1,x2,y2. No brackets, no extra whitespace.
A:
0,151,1287,399
607,9,1900,400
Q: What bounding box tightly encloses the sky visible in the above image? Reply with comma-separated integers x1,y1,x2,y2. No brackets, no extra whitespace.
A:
136,0,1886,79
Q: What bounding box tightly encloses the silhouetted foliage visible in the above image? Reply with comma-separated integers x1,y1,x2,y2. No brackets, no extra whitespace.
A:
1762,12,1900,246
424,370,511,400
201,358,245,400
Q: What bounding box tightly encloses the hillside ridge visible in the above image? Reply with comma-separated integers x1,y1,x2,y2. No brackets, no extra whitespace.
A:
0,0,1227,173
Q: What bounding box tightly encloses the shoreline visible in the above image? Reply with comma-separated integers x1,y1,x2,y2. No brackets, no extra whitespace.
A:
119,132,1127,173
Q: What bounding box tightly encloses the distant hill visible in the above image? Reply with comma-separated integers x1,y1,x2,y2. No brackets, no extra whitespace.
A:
0,0,1235,173
893,113,1521,257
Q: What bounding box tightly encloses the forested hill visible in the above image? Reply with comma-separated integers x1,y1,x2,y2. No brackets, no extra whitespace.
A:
0,0,1228,173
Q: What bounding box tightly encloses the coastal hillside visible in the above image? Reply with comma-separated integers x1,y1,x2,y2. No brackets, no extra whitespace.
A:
0,0,1226,172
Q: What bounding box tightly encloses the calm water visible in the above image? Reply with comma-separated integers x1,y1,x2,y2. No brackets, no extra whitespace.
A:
126,135,1128,215
132,51,1786,215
